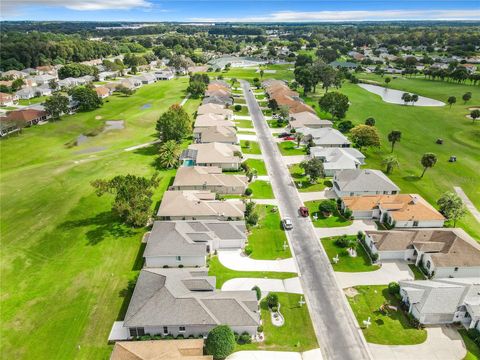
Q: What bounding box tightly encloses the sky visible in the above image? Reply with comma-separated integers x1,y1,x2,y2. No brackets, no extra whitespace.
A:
1,0,480,23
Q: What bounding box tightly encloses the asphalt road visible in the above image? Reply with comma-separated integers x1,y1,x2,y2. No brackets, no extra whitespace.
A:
241,80,371,360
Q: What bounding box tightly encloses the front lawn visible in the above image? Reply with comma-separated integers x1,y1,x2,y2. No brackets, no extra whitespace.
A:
248,205,291,260
267,119,286,128
240,140,261,155
458,329,480,360
243,159,267,175
321,236,379,272
347,285,427,345
235,97,246,104
234,105,250,116
289,164,332,192
235,119,254,128
247,180,274,199
17,95,49,106
255,93,266,100
235,293,318,352
277,141,306,155
305,200,353,228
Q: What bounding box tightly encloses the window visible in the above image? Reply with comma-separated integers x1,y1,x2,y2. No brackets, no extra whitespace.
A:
163,326,168,335
129,327,145,337
176,256,182,261
179,326,186,333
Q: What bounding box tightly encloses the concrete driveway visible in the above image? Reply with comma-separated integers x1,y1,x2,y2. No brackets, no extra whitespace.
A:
282,155,308,165
243,154,263,160
335,260,414,288
234,115,253,120
238,134,258,141
227,349,323,360
221,277,303,295
369,326,466,360
315,220,377,237
218,249,298,273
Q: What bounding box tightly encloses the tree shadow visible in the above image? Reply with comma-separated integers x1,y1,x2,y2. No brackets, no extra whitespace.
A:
117,274,139,321
132,243,146,271
133,144,158,157
403,175,421,182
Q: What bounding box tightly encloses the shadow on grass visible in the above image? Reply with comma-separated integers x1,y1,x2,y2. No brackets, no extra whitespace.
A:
117,274,139,321
132,242,146,271
403,175,421,182
133,144,158,157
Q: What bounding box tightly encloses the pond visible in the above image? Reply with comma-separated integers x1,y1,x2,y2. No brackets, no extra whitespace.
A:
358,84,445,107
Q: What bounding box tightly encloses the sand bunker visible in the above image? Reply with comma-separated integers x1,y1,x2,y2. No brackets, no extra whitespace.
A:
358,84,445,107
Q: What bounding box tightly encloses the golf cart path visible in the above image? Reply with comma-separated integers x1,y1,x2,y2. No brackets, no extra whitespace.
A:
218,249,297,273
454,186,480,223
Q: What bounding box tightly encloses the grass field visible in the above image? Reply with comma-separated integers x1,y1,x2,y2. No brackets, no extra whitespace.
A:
248,180,274,199
248,205,291,260
321,236,379,272
240,140,261,154
277,141,306,155
458,329,480,360
305,200,353,228
348,285,427,345
0,78,199,360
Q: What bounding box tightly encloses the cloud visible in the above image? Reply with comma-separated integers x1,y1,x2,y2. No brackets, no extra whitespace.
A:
190,9,480,23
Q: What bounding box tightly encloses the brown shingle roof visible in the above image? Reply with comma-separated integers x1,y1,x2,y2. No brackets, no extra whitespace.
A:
111,339,212,360
2,109,47,122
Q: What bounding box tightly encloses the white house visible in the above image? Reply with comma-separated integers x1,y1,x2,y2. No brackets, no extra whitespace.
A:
310,147,365,176
333,169,400,197
298,127,350,148
155,70,175,80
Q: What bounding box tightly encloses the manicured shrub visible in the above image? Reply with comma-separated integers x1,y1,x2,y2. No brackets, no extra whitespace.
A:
266,293,279,309
271,306,278,312
388,282,400,295
244,188,253,196
178,264,184,268
371,253,379,262
343,208,353,219
252,285,261,300
237,332,252,345
257,325,264,333
335,235,350,248
318,200,336,214
205,325,236,360
365,117,376,126
244,245,253,256
234,104,242,111
246,212,259,226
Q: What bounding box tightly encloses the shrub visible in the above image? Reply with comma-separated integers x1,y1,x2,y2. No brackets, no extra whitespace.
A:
343,208,353,219
176,334,184,339
271,306,278,312
234,104,242,111
266,293,279,309
371,253,379,262
163,265,169,268
237,332,252,345
244,188,253,196
335,235,350,248
388,282,400,295
257,325,264,333
178,264,184,268
357,231,365,240
365,117,376,126
246,212,259,226
318,200,336,214
244,245,253,256
205,325,236,360
252,285,261,300
338,120,354,133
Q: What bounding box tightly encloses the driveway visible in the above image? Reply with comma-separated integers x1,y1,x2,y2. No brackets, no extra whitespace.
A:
335,260,414,288
218,249,297,273
238,134,258,141
241,80,371,360
315,220,377,237
270,128,286,134
299,190,330,202
282,155,308,165
243,154,263,160
221,277,303,295
234,115,253,120
227,349,323,360
369,326,466,360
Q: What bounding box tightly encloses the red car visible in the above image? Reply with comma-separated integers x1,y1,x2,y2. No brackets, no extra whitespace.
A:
299,206,309,217
284,136,295,141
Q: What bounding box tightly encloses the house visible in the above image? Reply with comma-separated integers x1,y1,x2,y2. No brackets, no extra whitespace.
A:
144,220,247,267
121,78,142,89
0,92,16,107
180,143,242,171
194,113,235,128
95,86,111,99
98,71,117,81
2,108,48,127
399,278,480,329
210,80,230,89
21,68,38,76
459,64,477,74
342,194,445,227
58,77,78,89
365,228,480,278
154,70,175,80
111,339,212,360
0,80,13,88
157,190,245,220
202,95,233,107
197,103,233,120
310,147,365,176
15,87,37,100
137,73,157,84
35,65,56,75
329,61,357,70
122,268,260,338
333,169,400,197
0,118,21,137
298,127,351,148
205,89,231,98
193,126,238,144
32,74,56,86
36,85,52,96
2,70,27,79
288,111,332,130
171,166,247,194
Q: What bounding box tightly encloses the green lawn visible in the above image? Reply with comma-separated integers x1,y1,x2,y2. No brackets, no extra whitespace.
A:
305,200,353,228
238,130,256,135
235,293,318,352
248,180,274,199
244,159,267,176
458,329,480,360
240,140,261,154
288,164,333,192
235,97,246,104
17,95,49,106
0,78,197,360
235,119,254,128
348,285,427,345
321,236,380,272
267,120,286,128
207,256,296,288
255,93,266,100
234,106,250,116
248,205,291,260
408,264,427,280
277,141,306,155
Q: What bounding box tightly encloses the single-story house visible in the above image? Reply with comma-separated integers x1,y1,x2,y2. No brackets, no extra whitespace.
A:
95,86,111,99
194,113,235,129
154,70,175,80
310,147,365,176
120,78,142,89
144,220,247,267
180,143,242,171
342,194,445,228
58,77,78,89
15,87,37,100
2,70,26,79
205,89,231,98
97,71,117,81
298,127,351,148
32,74,56,86
35,85,52,96
0,118,21,137
209,80,230,88
111,339,212,360
123,268,260,338
2,108,48,127
21,68,38,76
0,92,16,107
197,103,233,120
157,190,245,220
202,95,233,107
329,61,357,70
0,80,13,88
333,169,400,197
193,126,238,144
399,278,480,329
136,73,157,84
288,111,332,130
171,166,247,194
365,228,480,278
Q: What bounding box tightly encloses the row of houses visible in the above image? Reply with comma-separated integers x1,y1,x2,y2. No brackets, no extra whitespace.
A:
262,79,315,114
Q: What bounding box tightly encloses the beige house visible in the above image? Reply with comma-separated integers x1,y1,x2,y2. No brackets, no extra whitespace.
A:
170,166,247,194
181,143,242,170
197,103,233,120
157,190,245,220
193,126,238,144
111,339,212,360
289,111,333,130
194,113,235,128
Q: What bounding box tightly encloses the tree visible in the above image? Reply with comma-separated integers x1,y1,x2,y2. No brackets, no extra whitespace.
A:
350,125,380,150
156,104,191,142
318,92,349,121
205,325,235,360
91,174,159,227
337,120,354,133
58,63,97,79
470,109,480,123
295,133,302,147
116,85,134,97
230,77,237,87
266,293,279,308
259,69,264,78
48,79,58,91
382,155,399,174
365,117,375,126
299,158,325,183
388,282,400,295
462,92,472,104
447,96,456,108
318,200,336,214
251,286,261,300
278,105,290,121
387,130,402,152
420,153,437,178
157,140,181,169
401,92,412,105
410,94,419,106
186,80,206,98
295,54,313,68
294,66,314,95
437,192,467,227
44,93,69,121
384,77,391,87
11,78,25,91
71,86,102,111
316,48,338,63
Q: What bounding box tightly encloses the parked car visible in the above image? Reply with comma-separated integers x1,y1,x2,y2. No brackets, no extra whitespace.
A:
278,132,290,138
284,136,295,141
282,217,293,230
299,206,309,217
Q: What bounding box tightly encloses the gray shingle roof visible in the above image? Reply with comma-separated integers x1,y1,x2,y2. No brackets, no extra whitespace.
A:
334,169,400,193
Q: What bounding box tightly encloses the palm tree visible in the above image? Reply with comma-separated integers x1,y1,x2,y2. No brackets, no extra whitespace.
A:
471,109,480,123
382,155,399,174
447,96,456,108
410,94,419,106
401,92,411,105
420,153,437,178
387,130,402,152
295,133,303,148
157,140,181,169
